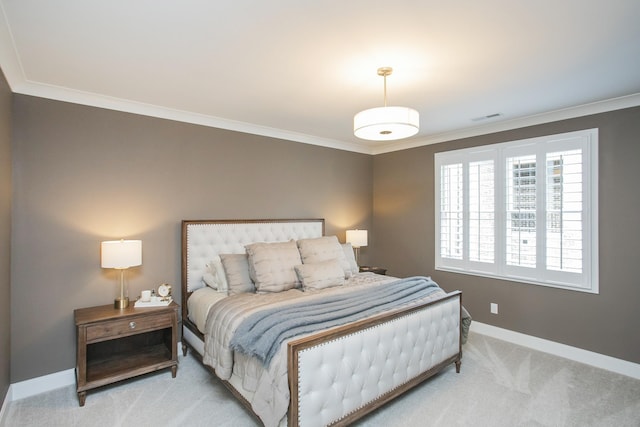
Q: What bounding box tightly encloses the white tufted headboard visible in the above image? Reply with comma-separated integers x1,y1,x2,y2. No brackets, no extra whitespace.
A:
181,219,325,295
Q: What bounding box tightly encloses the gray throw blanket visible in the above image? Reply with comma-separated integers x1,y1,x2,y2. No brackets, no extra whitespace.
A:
230,276,441,367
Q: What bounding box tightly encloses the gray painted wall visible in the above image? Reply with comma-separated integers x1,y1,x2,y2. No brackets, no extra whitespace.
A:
372,106,640,364
10,95,373,382
0,70,12,400
7,90,640,383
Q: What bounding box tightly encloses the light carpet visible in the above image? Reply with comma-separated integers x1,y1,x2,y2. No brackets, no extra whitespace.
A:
2,332,639,426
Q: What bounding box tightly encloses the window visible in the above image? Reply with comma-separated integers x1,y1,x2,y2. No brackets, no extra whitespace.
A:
435,129,598,293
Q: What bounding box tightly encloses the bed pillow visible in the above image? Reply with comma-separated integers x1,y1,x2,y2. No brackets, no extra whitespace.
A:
297,236,352,278
294,259,345,291
219,253,255,295
245,241,302,293
202,258,229,292
341,243,360,275
202,272,217,289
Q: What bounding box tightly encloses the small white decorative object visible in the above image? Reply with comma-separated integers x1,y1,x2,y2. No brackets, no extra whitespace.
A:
134,284,172,307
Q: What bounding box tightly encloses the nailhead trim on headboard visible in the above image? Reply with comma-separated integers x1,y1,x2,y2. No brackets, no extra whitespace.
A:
183,219,324,292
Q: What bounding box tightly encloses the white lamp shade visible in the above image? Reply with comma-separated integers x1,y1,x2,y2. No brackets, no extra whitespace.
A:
346,230,368,248
354,106,419,141
101,240,142,269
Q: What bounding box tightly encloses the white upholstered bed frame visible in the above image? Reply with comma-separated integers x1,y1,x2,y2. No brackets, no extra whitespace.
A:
181,219,462,427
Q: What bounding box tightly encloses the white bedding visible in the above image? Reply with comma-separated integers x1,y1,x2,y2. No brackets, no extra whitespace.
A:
199,273,448,427
187,287,228,332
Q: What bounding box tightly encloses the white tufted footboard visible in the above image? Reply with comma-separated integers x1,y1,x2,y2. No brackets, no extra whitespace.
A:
288,291,462,427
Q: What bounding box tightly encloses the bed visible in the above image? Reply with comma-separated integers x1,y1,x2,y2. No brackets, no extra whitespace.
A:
181,219,465,427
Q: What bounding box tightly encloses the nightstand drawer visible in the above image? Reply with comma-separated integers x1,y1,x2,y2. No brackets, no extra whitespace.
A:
86,313,173,343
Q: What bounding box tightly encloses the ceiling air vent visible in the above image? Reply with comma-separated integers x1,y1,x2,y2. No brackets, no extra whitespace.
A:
472,113,503,122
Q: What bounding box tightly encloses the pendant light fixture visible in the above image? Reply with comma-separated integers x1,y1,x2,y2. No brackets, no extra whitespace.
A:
354,67,419,141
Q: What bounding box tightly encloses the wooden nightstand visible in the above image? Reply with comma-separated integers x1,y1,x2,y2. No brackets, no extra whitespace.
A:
359,266,387,275
74,302,179,406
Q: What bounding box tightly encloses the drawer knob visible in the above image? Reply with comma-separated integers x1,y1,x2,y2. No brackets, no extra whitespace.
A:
129,321,136,329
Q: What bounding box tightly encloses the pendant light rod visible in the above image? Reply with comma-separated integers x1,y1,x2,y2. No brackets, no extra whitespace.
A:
378,67,393,107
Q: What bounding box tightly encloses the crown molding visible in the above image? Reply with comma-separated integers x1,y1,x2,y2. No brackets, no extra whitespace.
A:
1,5,639,156
0,6,375,154
371,93,640,155
10,76,640,157
11,79,374,154
6,77,640,158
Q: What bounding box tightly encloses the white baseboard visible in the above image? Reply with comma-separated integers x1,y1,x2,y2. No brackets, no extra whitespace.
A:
10,368,76,401
0,385,12,425
5,329,640,404
6,341,186,402
471,322,640,380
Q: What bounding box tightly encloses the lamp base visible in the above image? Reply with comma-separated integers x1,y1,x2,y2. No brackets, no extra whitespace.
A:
114,297,129,309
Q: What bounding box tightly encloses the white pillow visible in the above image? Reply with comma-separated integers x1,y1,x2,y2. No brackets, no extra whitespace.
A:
220,253,255,295
245,241,302,293
295,259,345,291
297,236,352,278
213,260,229,292
202,272,217,289
341,243,359,275
202,258,229,292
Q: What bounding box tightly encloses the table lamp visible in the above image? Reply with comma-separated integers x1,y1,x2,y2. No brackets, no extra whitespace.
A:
346,229,368,265
101,239,142,309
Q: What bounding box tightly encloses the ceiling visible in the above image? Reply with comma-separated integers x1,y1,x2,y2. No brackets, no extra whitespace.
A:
1,1,639,154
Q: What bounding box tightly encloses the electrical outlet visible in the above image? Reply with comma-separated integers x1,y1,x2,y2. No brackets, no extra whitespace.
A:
490,303,498,314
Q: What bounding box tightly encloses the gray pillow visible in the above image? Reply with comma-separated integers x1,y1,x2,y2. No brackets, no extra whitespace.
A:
295,259,345,291
297,236,352,277
245,241,302,293
219,253,255,295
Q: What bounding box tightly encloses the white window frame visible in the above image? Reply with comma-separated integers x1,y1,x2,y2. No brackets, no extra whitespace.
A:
434,129,599,293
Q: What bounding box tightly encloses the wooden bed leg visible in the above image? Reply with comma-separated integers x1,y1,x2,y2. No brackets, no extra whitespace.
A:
455,360,461,373
182,342,188,357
